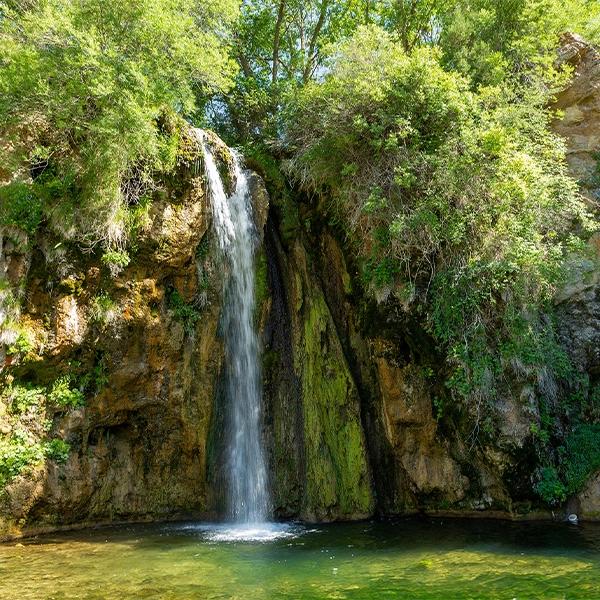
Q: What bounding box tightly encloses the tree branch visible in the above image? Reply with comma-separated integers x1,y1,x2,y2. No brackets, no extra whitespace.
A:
303,0,329,83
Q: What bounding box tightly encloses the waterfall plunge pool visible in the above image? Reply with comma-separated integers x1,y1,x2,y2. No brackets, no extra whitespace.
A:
180,522,301,542
2,518,600,599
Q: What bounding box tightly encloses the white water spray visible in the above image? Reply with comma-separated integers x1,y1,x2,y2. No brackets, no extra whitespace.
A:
197,130,270,526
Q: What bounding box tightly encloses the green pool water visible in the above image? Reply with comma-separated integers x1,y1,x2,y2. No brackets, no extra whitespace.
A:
1,518,599,599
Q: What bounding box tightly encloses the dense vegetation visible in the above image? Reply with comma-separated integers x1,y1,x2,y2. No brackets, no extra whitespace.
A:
283,25,596,497
0,0,237,250
2,0,600,505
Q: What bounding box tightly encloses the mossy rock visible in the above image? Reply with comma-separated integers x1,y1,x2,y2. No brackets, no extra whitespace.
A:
299,292,374,520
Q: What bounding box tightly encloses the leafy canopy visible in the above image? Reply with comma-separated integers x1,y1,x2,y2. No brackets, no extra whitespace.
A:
0,0,238,247
438,0,600,86
212,0,600,142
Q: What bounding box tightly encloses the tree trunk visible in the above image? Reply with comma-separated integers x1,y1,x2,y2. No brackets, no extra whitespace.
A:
272,1,287,84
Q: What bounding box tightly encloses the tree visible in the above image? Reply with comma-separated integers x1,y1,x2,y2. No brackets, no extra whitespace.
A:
215,0,370,142
439,0,600,86
0,0,238,248
378,0,451,51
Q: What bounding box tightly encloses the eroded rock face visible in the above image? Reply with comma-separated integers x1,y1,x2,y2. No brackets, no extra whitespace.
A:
551,35,600,515
0,128,232,538
552,35,600,379
579,472,600,519
557,265,600,517
263,226,374,522
301,229,519,516
375,357,467,503
556,264,600,376
553,33,600,203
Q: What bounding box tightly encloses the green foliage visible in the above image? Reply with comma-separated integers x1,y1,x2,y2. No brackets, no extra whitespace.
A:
562,425,600,496
285,26,593,416
44,438,71,464
167,288,202,335
214,0,372,142
0,0,238,248
0,181,43,235
4,382,45,414
101,251,131,269
195,235,211,262
7,329,36,358
535,466,567,505
586,383,600,423
89,291,116,325
79,354,109,395
0,434,71,488
0,432,45,487
101,251,131,276
379,0,452,51
217,0,600,143
71,352,109,395
48,375,85,409
535,425,600,505
438,0,599,87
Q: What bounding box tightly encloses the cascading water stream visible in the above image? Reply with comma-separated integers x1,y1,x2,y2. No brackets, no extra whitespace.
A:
196,130,270,528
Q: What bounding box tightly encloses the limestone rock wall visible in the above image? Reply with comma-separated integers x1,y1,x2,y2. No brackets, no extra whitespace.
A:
263,223,373,521
295,226,528,518
553,33,600,203
0,130,229,537
552,34,600,520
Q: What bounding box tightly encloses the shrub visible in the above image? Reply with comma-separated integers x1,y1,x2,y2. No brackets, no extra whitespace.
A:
79,354,109,395
0,182,43,235
167,288,202,335
533,423,600,505
562,425,600,496
285,25,593,416
0,433,45,487
101,251,131,276
534,466,567,506
7,330,35,358
48,376,85,409
89,291,117,325
4,383,45,414
44,439,71,464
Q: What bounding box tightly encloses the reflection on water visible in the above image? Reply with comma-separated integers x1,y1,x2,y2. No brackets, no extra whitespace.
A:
1,518,599,599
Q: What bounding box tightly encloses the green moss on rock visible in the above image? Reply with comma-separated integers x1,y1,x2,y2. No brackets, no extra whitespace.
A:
254,247,269,316
300,294,374,519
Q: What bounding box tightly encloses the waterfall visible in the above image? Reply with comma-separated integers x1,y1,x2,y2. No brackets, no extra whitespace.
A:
197,130,270,525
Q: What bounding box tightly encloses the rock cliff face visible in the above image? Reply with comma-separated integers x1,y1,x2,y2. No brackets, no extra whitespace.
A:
553,33,600,203
265,219,528,520
263,227,373,521
0,130,228,536
552,34,600,520
2,36,600,539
